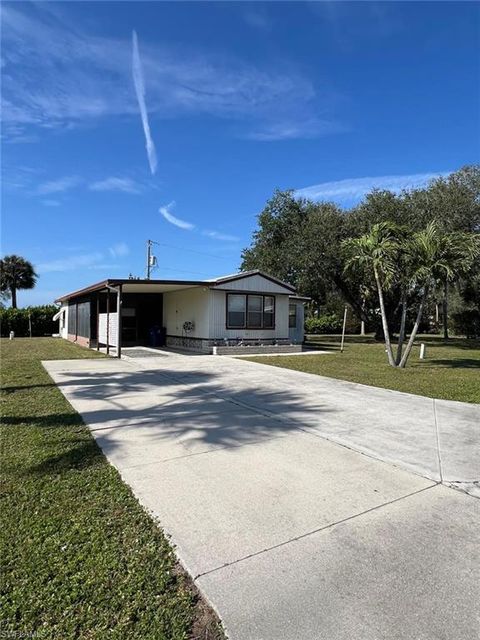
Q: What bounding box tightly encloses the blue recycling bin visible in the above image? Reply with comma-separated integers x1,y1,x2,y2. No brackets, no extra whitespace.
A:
148,326,166,348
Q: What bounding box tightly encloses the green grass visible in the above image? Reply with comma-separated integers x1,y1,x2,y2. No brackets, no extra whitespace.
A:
246,335,480,404
0,338,223,639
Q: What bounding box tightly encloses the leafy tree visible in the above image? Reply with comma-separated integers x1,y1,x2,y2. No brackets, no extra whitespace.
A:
0,255,38,309
404,166,480,337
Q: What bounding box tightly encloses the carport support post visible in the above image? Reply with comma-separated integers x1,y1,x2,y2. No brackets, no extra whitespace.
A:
117,285,122,359
96,294,100,351
106,292,110,355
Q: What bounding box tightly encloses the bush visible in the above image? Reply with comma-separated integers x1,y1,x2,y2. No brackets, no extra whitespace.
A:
0,305,59,337
451,309,480,338
305,313,343,334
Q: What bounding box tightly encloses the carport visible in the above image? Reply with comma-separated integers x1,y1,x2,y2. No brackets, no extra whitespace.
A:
56,278,204,357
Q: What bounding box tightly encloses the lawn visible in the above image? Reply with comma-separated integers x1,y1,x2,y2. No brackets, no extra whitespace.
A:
0,338,223,639
246,335,480,404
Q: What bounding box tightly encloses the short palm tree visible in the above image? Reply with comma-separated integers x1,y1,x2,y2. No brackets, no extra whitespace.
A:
0,255,38,309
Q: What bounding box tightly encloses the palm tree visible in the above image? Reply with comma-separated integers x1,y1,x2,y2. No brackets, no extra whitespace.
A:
0,255,38,309
397,223,479,367
343,222,479,368
343,223,400,366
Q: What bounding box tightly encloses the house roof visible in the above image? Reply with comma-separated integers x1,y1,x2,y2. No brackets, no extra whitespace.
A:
55,270,297,302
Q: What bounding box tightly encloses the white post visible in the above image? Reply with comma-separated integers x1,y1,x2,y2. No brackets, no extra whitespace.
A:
9,331,14,340
28,314,32,338
340,305,348,353
420,343,426,360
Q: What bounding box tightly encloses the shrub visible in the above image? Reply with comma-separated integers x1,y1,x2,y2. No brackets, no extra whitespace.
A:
0,305,59,337
451,309,480,338
305,313,343,334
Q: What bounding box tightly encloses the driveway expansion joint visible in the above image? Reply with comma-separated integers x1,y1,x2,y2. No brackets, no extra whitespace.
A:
193,482,439,581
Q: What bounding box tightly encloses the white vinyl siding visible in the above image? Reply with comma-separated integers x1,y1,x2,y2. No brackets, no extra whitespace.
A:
163,287,210,338
212,274,293,295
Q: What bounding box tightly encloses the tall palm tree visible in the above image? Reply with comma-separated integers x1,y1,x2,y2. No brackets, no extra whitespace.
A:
343,222,400,366
343,222,479,368
0,255,38,309
398,222,479,367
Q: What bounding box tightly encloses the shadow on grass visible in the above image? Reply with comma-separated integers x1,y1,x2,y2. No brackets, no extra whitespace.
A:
3,413,84,428
2,382,57,393
29,439,105,475
427,358,480,369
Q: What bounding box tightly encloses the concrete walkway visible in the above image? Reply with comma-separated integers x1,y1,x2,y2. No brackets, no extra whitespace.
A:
43,351,479,640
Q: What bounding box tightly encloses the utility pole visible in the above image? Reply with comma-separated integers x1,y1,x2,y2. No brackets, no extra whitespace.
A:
146,239,152,279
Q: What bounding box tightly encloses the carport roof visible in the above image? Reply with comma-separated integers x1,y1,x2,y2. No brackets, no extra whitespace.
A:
55,270,297,302
55,278,208,302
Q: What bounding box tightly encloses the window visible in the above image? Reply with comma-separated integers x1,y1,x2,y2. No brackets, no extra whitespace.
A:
263,296,275,329
289,303,297,328
227,294,275,329
247,295,263,328
227,294,246,328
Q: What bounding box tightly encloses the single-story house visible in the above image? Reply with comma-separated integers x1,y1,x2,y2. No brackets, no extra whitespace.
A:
55,270,308,356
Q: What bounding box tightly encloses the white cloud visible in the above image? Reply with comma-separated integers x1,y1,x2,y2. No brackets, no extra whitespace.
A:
37,251,105,273
1,4,338,142
132,31,157,175
36,176,80,194
42,199,61,207
247,118,347,142
89,177,141,193
38,242,129,273
202,230,240,242
243,8,271,31
159,202,195,230
296,171,451,204
108,242,130,258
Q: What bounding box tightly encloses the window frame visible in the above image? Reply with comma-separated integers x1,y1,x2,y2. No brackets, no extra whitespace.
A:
288,303,297,329
226,293,276,330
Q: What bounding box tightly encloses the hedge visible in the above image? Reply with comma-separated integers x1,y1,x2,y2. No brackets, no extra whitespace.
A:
305,313,343,334
451,309,480,338
0,305,59,337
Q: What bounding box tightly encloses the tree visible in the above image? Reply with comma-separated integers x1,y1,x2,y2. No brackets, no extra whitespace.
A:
404,166,480,338
0,255,38,309
343,222,480,367
343,223,401,366
397,223,479,367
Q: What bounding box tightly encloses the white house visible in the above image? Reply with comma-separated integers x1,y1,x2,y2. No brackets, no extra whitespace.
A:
55,270,308,355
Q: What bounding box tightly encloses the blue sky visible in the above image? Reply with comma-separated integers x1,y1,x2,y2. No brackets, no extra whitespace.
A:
2,1,479,305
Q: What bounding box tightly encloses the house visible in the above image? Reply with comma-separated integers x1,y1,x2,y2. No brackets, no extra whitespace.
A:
55,270,308,356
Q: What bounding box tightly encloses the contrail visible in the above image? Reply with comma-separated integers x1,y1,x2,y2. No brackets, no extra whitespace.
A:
132,30,157,175
160,202,195,230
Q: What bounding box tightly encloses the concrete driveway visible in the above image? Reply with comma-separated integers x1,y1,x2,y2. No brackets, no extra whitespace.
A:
43,350,479,640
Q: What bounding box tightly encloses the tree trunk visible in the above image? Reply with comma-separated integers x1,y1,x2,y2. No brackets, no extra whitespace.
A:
442,278,449,340
374,267,396,367
399,284,429,368
10,286,17,309
395,291,407,365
